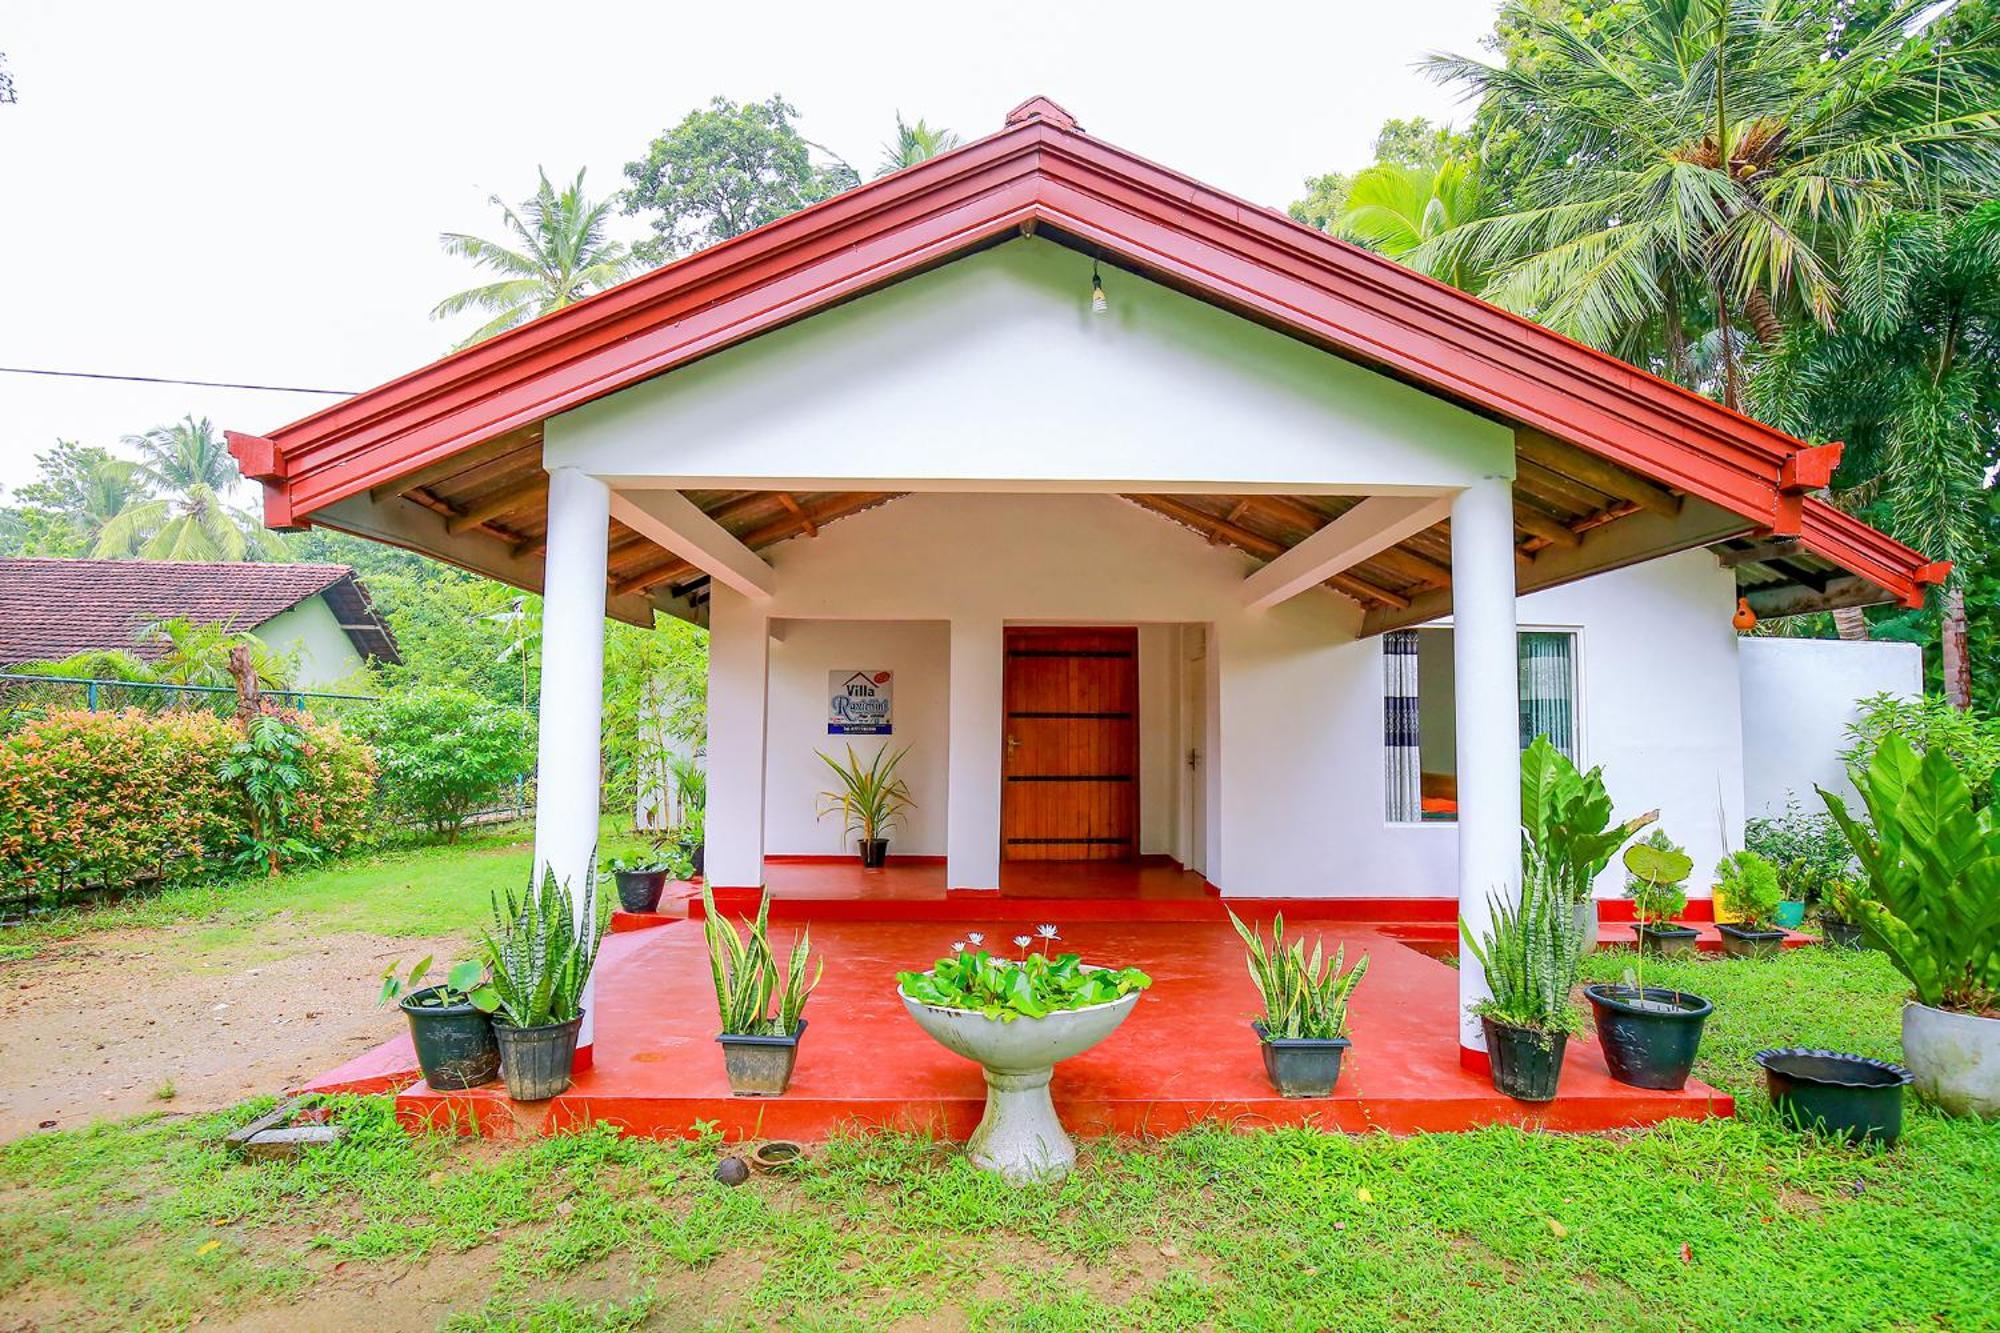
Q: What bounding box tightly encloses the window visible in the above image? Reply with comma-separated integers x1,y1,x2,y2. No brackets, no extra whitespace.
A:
1383,627,1578,822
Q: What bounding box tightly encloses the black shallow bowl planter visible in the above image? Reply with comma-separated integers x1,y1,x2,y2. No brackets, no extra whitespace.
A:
1584,984,1712,1089
719,1020,807,1096
494,1015,584,1101
1820,919,1864,950
1253,1022,1351,1097
1717,923,1787,959
399,986,500,1090
613,869,668,913
1756,1048,1913,1146
1634,923,1699,956
1481,1016,1568,1102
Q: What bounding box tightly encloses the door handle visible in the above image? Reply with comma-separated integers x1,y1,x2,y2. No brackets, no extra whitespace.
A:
1006,735,1022,755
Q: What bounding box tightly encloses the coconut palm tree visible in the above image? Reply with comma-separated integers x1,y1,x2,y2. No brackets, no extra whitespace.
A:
876,114,960,176
432,169,641,347
1751,202,2000,703
137,617,294,690
1425,0,2000,404
1333,158,1489,290
92,417,278,561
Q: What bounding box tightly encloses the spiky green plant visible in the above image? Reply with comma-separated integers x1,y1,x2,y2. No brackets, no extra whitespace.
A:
1227,910,1370,1041
480,860,604,1028
700,885,822,1036
1460,847,1586,1037
815,744,914,843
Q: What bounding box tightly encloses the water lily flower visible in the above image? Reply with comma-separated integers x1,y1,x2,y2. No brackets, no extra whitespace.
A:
951,942,966,953
967,932,984,946
1036,924,1060,940
1013,935,1033,952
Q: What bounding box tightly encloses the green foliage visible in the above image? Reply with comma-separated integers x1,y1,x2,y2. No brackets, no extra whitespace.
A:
432,168,640,348
136,616,294,689
91,416,281,561
876,113,959,176
1623,828,1694,923
622,95,857,260
898,937,1151,1023
0,441,144,556
217,713,318,875
602,615,706,826
481,862,604,1028
378,955,497,1012
1841,691,2000,807
1713,849,1783,928
1520,734,1657,905
1331,158,1490,289
1227,910,1369,1041
1821,732,2000,1011
1746,794,1857,907
698,884,820,1036
357,687,533,839
1460,847,1586,1035
815,744,914,843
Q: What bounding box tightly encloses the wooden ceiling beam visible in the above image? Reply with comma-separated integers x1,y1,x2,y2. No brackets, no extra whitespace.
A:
403,486,524,547
1517,428,1681,519
1515,461,1613,516
1127,494,1410,608
1513,501,1583,549
367,434,540,504
613,492,899,598
1716,537,1804,568
445,475,548,536
775,492,817,537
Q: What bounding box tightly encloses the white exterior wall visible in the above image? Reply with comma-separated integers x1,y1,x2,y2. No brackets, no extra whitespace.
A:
1740,638,1922,816
254,595,364,689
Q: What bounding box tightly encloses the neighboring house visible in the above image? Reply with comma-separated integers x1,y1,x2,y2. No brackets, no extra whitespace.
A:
232,97,1939,1064
0,558,399,689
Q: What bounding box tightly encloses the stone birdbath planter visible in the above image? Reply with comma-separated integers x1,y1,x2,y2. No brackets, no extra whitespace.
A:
897,932,1150,1185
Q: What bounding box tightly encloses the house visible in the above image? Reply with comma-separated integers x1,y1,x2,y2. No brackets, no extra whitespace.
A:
0,558,399,688
236,96,1939,1095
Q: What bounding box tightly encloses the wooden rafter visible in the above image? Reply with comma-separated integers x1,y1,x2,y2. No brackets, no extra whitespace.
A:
1124,494,1411,609
1517,428,1681,519
445,475,548,536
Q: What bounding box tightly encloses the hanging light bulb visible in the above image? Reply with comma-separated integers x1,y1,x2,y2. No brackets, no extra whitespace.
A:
1090,260,1108,315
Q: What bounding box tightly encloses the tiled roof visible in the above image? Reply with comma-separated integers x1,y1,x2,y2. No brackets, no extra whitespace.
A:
0,558,400,667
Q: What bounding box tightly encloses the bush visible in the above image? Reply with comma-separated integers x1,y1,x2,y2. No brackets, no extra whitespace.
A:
0,708,376,897
1843,693,2000,808
357,687,533,840
1713,849,1783,928
1746,796,1855,907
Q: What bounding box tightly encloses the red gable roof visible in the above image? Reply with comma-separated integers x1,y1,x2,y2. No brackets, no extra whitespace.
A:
0,559,399,667
230,95,1942,610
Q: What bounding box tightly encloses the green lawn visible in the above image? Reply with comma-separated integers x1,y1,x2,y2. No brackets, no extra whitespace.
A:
2,932,1995,1330
8,815,652,957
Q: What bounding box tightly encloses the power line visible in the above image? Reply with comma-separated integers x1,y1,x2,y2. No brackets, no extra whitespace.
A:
0,366,355,396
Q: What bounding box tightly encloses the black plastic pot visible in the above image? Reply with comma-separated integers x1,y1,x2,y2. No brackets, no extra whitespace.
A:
1756,1048,1912,1146
399,986,500,1090
689,842,705,879
1584,984,1712,1090
1481,1016,1568,1102
494,1015,584,1101
614,868,668,913
1252,1021,1350,1097
857,838,889,869
1634,923,1699,957
718,1019,806,1095
1718,923,1787,959
1822,919,1864,950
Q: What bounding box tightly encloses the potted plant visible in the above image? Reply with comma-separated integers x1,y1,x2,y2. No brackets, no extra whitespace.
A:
816,744,914,868
1714,849,1787,958
1583,853,1713,1090
1227,910,1368,1096
480,862,605,1101
669,754,707,877
1819,880,1868,950
1822,734,2000,1118
1748,796,1860,932
379,955,501,1091
898,927,1151,1182
1520,736,1658,954
701,885,822,1095
1460,849,1585,1102
1624,831,1698,955
606,853,677,913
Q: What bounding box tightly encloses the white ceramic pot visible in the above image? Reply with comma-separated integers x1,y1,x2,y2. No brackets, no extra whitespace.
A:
1902,1001,2000,1118
899,988,1141,1184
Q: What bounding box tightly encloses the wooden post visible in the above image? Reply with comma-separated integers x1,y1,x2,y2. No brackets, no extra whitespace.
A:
226,644,263,734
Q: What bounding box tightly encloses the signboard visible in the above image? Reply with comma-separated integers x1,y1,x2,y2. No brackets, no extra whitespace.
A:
828,669,894,735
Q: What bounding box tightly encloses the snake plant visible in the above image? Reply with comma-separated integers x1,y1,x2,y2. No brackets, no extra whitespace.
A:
480,860,604,1029
700,885,822,1036
1460,846,1586,1037
1227,910,1369,1041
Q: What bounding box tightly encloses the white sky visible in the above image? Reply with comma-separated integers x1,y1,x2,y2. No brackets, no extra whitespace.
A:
0,0,1500,499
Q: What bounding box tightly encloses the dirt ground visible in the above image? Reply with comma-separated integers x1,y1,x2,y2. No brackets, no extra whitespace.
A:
0,923,454,1139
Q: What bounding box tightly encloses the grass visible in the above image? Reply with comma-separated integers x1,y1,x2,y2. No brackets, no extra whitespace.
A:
2,945,1996,1331
3,815,652,959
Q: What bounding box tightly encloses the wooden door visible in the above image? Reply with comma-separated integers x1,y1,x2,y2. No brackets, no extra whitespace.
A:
1001,627,1139,861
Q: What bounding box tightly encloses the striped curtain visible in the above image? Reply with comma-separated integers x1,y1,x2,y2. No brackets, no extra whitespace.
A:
1518,631,1577,759
1383,630,1422,821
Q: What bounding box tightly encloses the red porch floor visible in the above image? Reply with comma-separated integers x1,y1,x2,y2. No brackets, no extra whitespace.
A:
307,906,1735,1141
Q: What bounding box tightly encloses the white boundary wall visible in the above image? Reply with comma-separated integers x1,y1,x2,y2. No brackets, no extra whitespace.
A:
1739,637,1922,816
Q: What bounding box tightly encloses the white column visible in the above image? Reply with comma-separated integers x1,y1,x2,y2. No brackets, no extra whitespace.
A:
1451,475,1521,1059
704,586,770,889
947,617,1004,890
531,467,610,1058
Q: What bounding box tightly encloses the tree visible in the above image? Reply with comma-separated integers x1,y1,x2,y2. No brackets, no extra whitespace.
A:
357,687,534,839
1330,159,1490,289
93,416,279,561
138,617,295,690
1289,117,1468,233
622,95,858,260
1752,203,2000,706
0,442,144,556
876,114,960,176
432,169,640,348
1424,0,2000,403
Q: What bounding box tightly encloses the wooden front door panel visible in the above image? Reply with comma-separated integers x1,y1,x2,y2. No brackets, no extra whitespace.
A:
1001,627,1139,861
